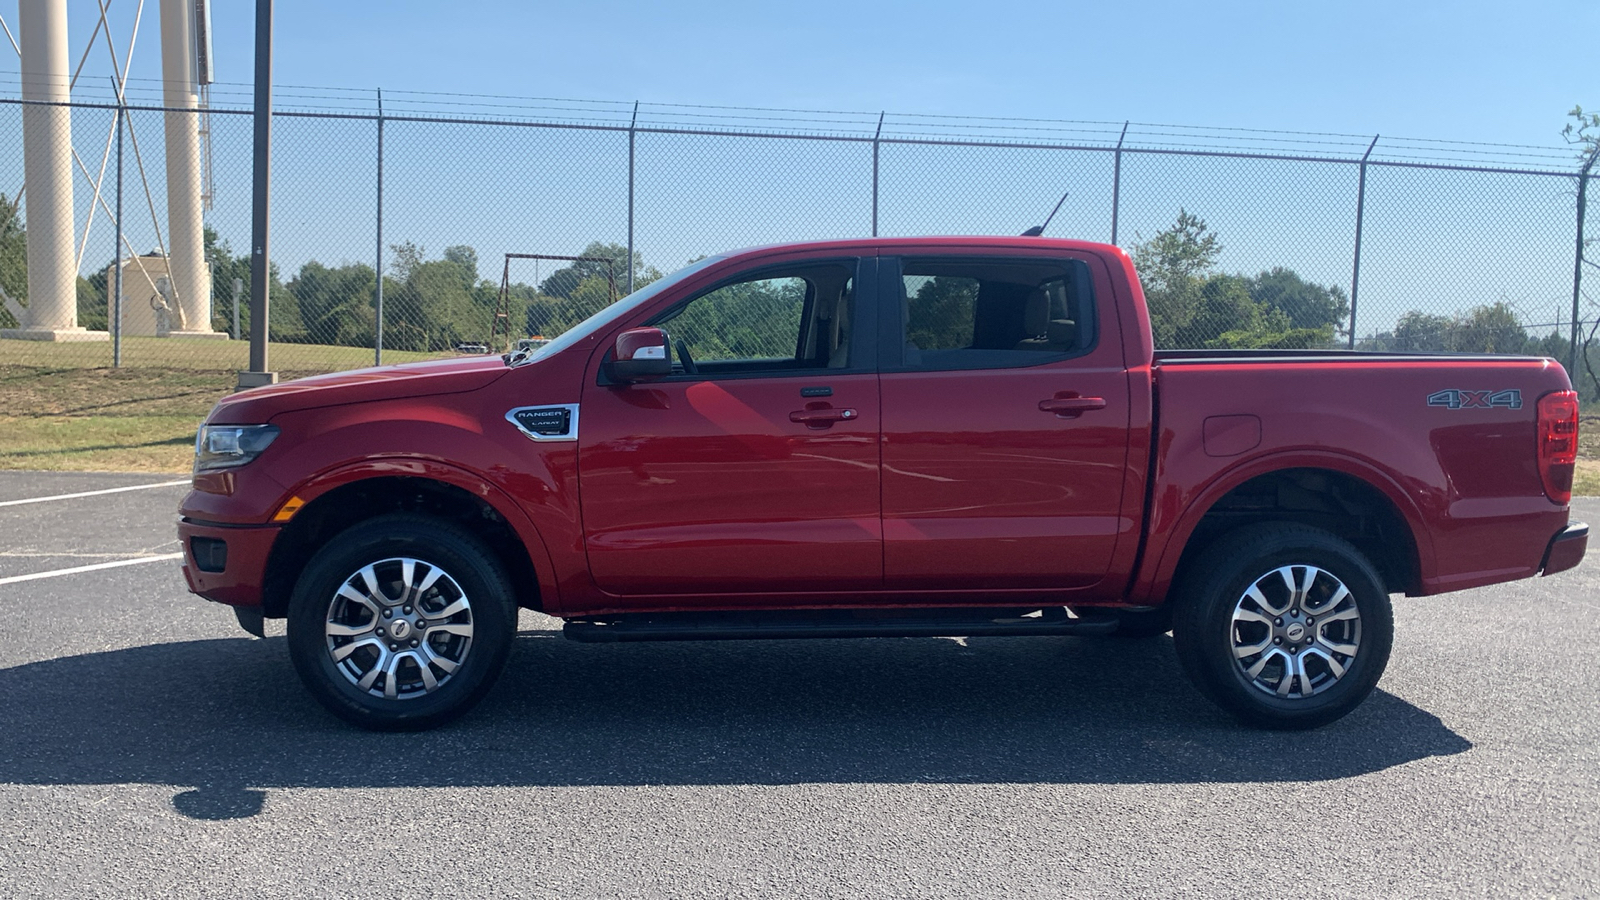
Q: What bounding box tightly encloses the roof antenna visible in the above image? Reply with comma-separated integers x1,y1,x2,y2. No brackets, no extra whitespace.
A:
1022,192,1069,237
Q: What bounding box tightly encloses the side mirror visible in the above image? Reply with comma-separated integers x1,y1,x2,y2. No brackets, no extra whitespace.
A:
609,326,672,382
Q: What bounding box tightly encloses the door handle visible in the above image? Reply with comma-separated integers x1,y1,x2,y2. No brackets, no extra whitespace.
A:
1038,396,1106,417
790,407,858,426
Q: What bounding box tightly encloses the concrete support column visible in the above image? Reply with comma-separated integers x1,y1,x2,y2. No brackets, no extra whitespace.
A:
158,0,216,337
2,0,105,342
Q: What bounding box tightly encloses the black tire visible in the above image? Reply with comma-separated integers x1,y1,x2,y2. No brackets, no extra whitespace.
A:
1171,523,1393,730
287,513,516,731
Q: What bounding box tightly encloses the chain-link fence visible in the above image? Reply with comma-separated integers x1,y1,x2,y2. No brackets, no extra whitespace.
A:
1,89,1594,394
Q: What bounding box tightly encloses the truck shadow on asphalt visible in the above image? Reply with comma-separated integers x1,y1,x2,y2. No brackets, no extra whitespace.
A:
0,628,1471,819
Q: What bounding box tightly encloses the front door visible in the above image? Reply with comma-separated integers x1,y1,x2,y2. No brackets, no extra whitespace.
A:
578,258,882,600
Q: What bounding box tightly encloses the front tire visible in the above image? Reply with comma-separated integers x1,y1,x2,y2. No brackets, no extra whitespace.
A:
287,514,516,731
1172,523,1393,730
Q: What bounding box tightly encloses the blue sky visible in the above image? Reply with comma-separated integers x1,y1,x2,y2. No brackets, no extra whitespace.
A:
1,0,1594,342
25,0,1597,148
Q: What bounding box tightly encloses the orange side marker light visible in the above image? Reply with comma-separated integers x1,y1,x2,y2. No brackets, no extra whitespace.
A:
272,496,306,522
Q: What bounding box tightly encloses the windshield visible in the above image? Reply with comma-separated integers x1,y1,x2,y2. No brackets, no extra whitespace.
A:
506,254,728,367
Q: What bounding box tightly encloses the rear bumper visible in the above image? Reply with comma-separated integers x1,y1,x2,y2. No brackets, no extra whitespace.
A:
1540,521,1588,577
177,518,279,607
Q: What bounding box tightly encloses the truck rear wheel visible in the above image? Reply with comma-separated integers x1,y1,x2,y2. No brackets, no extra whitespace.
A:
1171,523,1393,730
286,514,516,731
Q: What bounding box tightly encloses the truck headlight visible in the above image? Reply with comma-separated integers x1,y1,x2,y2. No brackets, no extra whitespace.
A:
194,424,280,472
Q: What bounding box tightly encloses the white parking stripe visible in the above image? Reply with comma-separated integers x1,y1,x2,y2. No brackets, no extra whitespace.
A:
0,479,190,508
0,553,184,586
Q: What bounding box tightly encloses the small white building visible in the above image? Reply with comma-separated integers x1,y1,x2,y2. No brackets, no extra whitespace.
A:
107,253,220,338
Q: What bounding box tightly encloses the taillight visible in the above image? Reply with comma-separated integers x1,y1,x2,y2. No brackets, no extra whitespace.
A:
1536,390,1579,504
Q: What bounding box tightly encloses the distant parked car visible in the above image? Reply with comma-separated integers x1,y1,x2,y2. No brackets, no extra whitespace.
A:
453,342,490,354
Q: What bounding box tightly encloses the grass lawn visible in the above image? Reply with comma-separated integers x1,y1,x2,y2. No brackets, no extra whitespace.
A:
0,336,459,471
0,334,444,372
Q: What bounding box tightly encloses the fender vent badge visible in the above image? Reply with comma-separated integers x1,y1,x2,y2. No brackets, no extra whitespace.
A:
506,404,580,442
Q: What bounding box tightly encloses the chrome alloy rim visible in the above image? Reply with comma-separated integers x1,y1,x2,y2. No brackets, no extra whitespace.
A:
1230,565,1361,699
323,557,475,700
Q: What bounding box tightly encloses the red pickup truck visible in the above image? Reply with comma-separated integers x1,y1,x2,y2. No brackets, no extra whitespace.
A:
178,236,1588,732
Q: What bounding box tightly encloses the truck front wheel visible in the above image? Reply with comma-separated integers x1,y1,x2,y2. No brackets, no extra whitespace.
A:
286,514,516,731
1171,523,1393,730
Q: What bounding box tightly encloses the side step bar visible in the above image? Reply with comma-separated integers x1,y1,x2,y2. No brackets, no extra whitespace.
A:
562,607,1120,643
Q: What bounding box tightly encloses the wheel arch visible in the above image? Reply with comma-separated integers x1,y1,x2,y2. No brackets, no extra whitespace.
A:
1134,454,1432,606
261,461,556,619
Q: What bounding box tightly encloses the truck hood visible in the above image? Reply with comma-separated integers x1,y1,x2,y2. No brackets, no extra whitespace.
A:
206,356,509,424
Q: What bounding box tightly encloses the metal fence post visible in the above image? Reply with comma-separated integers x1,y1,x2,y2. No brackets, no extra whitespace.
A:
872,112,884,237
113,85,123,368
1110,121,1128,245
627,100,637,294
241,0,275,389
374,87,384,366
1347,135,1379,349
1572,148,1596,378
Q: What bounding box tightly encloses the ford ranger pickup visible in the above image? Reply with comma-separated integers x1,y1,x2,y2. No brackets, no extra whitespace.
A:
177,236,1589,731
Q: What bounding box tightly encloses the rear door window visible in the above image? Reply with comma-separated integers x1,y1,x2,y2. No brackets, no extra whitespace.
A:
891,257,1096,371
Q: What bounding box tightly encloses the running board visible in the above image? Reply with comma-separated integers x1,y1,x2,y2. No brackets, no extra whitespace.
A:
562,607,1120,643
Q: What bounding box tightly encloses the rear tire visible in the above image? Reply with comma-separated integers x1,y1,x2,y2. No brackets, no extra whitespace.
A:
1171,523,1393,730
287,514,516,731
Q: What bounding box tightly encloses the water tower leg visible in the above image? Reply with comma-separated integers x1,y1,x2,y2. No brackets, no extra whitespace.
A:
158,0,222,339
1,0,107,342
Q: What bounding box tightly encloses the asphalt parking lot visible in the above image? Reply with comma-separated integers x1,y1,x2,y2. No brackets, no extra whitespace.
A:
0,470,1595,898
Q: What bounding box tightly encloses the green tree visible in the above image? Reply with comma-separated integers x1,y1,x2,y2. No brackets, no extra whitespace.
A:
0,193,25,328
443,245,478,289
1130,209,1220,347
538,242,642,299
1389,310,1453,351
1247,267,1350,335
1132,211,1341,349
287,261,377,347
198,227,301,341
906,276,978,350
1445,301,1527,353
205,226,251,334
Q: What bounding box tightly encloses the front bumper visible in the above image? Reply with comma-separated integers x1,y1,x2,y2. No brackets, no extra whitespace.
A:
177,517,280,607
1540,521,1588,577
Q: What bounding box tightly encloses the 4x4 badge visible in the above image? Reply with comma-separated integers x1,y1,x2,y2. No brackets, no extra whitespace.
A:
1427,389,1522,410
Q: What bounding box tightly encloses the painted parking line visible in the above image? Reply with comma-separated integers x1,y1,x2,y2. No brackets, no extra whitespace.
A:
0,479,191,508
0,553,183,586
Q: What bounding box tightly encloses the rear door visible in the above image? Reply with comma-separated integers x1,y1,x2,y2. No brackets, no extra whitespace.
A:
577,257,882,600
876,252,1132,592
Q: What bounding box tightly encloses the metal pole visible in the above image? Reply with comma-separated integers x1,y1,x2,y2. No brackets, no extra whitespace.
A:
1572,148,1596,378
240,0,275,389
1110,121,1128,244
231,277,240,340
113,86,123,367
375,87,385,365
871,111,884,237
627,100,637,294
1348,135,1379,350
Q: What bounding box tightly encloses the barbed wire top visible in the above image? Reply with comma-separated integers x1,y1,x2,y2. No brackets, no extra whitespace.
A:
0,71,1580,173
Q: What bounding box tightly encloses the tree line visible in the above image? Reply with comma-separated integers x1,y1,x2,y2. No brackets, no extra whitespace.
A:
0,193,1592,397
